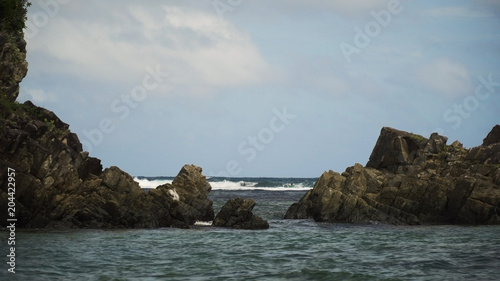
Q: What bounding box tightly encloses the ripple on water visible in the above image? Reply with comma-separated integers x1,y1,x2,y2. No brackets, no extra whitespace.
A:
2,222,499,281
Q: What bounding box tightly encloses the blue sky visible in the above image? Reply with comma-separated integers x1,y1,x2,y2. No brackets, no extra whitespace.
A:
18,0,500,177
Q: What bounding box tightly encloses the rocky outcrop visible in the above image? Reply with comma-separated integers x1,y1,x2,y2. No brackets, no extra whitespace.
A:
0,28,28,102
285,126,500,225
214,198,269,229
482,125,500,146
0,100,215,228
149,164,214,227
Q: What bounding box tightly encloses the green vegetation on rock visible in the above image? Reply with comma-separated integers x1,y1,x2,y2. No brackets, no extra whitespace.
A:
0,0,31,34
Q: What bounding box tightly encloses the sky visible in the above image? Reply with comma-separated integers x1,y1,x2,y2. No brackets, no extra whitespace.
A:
18,0,500,177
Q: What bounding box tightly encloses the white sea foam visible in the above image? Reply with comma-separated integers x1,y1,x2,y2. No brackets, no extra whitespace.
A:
133,178,172,189
168,189,180,201
135,177,313,191
209,180,257,190
208,180,311,191
194,221,213,226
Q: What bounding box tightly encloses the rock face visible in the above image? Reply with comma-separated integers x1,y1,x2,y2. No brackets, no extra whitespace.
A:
285,126,500,225
0,100,214,228
149,164,214,227
0,30,28,102
0,1,29,102
214,198,269,229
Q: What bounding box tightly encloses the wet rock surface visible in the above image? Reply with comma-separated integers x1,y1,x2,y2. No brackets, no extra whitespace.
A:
214,197,269,229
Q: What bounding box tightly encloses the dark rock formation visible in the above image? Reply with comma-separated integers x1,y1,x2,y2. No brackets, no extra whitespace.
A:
149,164,214,227
285,126,500,225
0,5,218,230
0,29,28,102
0,100,214,229
214,198,269,229
483,125,500,146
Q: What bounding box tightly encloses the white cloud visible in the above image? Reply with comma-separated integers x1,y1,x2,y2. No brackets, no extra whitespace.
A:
415,58,473,99
23,88,58,103
25,3,275,96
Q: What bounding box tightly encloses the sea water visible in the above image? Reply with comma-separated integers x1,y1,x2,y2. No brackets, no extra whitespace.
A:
1,177,499,280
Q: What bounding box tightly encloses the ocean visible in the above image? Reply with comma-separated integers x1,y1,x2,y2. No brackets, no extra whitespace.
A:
2,177,499,280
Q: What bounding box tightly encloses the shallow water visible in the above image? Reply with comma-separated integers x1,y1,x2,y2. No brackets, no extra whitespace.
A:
2,189,499,280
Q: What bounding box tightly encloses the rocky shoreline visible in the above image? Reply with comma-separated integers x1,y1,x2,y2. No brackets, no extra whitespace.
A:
284,126,500,225
0,99,267,230
0,7,267,230
1,5,498,229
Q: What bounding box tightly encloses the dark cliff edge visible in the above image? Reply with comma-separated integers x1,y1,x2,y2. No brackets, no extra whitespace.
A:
0,99,267,229
0,5,267,229
0,0,29,102
0,3,217,229
0,99,215,229
0,97,270,229
285,126,500,225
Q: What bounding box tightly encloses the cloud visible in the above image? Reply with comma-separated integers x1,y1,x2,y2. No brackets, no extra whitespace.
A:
25,2,275,96
22,87,58,103
425,6,494,18
415,58,473,99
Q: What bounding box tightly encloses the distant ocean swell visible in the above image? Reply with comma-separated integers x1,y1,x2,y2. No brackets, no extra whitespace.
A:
133,176,315,191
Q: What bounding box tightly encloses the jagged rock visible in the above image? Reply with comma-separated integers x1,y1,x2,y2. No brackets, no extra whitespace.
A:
365,127,451,173
0,99,215,229
0,10,216,229
214,198,269,229
483,125,500,146
466,125,500,165
150,164,214,227
285,126,500,225
0,31,28,102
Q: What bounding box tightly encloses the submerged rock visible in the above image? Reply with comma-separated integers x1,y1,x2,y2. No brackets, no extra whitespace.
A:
214,198,269,230
285,126,500,225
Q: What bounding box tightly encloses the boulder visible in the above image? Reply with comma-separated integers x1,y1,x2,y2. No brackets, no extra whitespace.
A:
214,198,269,230
285,126,500,225
150,164,214,227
